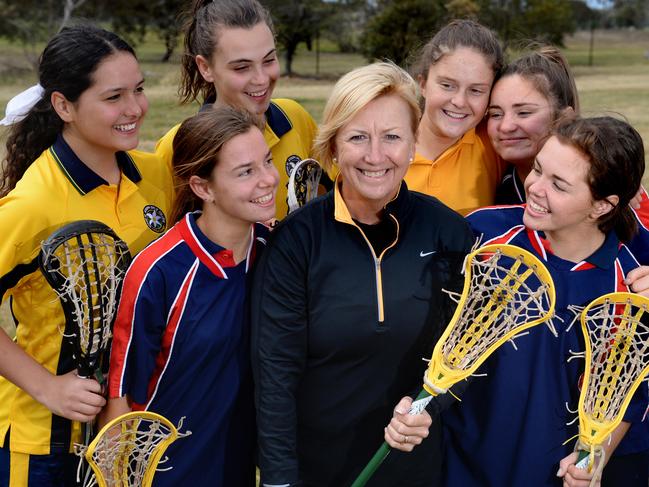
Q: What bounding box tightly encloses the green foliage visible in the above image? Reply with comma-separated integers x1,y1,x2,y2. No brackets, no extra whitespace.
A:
476,0,576,47
571,1,601,29
109,0,184,62
321,0,368,53
445,0,480,18
611,0,648,27
360,0,447,65
262,0,334,75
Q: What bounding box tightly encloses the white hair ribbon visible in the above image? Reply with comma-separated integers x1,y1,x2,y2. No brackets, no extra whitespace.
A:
0,84,46,126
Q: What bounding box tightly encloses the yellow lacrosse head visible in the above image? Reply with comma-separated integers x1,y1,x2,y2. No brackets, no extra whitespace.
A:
83,411,181,487
423,243,556,396
578,292,649,451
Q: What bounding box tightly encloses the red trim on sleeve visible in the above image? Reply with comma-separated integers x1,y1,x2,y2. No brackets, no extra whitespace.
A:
108,226,183,398
144,260,199,409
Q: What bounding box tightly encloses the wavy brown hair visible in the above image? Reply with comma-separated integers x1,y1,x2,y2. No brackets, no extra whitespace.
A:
553,116,644,242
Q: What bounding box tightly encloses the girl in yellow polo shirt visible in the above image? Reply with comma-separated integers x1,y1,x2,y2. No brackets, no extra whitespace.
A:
156,0,322,220
404,19,506,215
0,25,172,486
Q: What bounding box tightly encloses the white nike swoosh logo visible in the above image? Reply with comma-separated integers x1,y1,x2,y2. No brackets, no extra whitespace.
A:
420,251,436,257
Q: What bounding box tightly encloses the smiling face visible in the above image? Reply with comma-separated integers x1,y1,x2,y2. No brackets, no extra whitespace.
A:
488,74,554,171
523,135,604,240
419,47,494,145
204,127,279,228
334,93,415,222
60,51,147,162
196,22,280,117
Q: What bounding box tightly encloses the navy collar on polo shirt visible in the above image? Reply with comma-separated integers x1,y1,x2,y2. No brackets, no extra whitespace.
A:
534,229,620,270
585,230,620,269
265,101,292,137
200,100,292,138
49,134,142,195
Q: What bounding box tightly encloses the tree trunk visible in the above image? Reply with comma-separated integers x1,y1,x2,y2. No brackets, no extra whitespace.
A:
161,34,176,63
59,0,87,33
284,46,296,76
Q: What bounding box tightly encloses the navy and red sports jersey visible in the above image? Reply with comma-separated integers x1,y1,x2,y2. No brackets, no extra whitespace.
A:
443,205,649,487
108,212,267,487
497,170,649,270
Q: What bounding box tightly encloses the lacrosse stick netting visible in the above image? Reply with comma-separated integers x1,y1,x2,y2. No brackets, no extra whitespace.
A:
75,411,190,487
39,220,132,380
573,292,649,482
287,158,323,213
351,243,556,487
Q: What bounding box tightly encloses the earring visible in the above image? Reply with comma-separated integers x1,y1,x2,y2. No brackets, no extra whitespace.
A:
332,157,338,164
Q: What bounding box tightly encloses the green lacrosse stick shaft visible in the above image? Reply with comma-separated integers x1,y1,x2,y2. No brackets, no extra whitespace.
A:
350,388,432,487
575,449,591,470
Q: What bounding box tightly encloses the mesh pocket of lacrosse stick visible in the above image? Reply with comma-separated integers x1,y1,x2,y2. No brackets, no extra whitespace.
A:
39,220,132,380
287,158,323,214
75,411,190,487
422,243,556,396
574,292,649,475
351,243,556,487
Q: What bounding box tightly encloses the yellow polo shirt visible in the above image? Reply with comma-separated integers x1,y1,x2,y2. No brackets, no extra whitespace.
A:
0,135,172,454
404,124,505,215
155,98,317,219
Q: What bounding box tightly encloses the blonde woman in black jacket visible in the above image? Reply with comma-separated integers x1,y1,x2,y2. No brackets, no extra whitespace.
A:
251,62,473,487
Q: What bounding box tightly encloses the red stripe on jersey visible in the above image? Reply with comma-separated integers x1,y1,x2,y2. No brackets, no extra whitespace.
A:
465,204,525,219
109,226,184,398
178,214,227,279
482,225,526,246
142,259,199,410
526,229,548,261
632,186,649,231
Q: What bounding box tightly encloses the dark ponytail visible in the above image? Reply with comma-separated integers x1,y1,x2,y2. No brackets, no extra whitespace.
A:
179,0,274,105
1,25,135,197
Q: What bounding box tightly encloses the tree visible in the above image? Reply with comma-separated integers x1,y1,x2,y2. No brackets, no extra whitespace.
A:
476,0,576,48
322,0,369,53
262,0,332,76
0,0,90,68
360,0,447,65
109,0,184,62
611,0,648,27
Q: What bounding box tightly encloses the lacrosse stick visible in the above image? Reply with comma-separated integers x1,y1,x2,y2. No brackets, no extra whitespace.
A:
39,220,132,481
39,220,132,381
287,158,323,214
75,411,190,487
351,243,556,487
572,292,649,485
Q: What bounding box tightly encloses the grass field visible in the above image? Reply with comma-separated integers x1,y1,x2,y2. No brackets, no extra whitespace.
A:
1,28,649,333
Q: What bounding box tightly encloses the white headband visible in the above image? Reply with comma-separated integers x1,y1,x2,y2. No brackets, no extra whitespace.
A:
0,84,46,126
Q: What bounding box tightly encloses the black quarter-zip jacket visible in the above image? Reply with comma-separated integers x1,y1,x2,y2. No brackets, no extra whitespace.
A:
252,181,473,487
